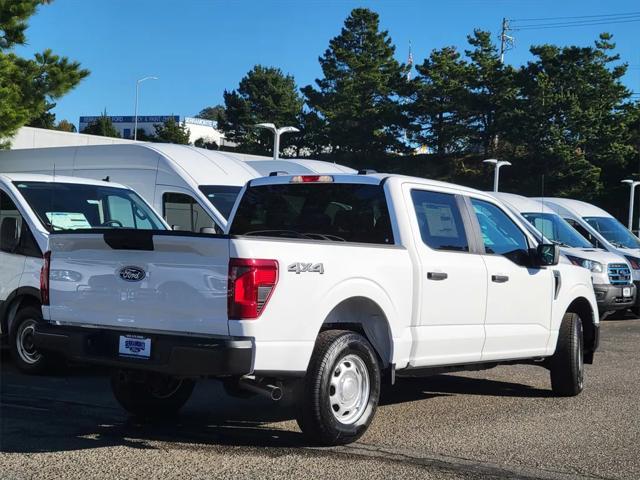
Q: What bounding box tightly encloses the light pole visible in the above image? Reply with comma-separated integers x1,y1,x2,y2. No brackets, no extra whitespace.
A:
254,123,300,160
621,179,640,231
483,158,511,192
134,76,158,140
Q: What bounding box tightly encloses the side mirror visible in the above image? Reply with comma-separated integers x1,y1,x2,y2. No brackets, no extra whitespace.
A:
199,227,218,235
0,217,19,253
536,243,559,266
171,225,182,231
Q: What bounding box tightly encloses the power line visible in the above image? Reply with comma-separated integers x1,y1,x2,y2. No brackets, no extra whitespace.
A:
514,17,640,30
512,11,640,22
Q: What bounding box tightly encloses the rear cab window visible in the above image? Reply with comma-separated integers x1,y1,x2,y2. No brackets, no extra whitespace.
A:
230,181,394,245
14,182,165,232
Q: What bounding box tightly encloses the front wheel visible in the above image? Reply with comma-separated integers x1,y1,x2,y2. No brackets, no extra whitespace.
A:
10,306,50,374
549,312,584,397
296,330,381,445
110,370,195,417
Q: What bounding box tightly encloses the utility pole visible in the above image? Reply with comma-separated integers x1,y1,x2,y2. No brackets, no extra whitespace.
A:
499,18,513,64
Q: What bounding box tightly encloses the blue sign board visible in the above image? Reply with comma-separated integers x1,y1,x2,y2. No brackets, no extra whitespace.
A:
79,115,179,124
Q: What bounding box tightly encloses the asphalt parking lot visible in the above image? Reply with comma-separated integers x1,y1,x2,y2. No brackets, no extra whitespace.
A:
1,316,639,480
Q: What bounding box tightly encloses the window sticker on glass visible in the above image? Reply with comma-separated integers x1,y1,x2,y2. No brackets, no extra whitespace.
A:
423,204,458,238
46,212,92,230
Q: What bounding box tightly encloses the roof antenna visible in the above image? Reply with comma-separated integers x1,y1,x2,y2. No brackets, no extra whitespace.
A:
102,176,110,182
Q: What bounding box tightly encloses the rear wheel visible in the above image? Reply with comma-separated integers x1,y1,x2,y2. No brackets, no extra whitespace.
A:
10,305,50,374
296,330,381,445
110,370,195,417
549,312,584,397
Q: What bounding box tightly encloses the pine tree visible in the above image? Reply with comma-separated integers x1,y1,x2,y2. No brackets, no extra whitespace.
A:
0,1,89,146
153,117,190,144
81,111,120,138
412,46,472,155
218,65,303,155
465,30,515,155
303,8,411,156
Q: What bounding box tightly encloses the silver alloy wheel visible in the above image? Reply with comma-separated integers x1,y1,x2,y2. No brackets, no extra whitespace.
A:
329,354,370,425
16,318,42,365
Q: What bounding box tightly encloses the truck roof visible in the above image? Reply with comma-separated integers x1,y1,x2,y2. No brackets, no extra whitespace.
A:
0,172,128,189
249,172,490,197
532,197,613,218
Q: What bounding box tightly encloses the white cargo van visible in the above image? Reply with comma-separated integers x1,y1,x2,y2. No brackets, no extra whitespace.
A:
0,144,355,233
0,173,168,373
494,193,635,315
538,198,640,313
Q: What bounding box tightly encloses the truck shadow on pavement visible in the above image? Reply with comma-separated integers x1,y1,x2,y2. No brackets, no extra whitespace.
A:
1,355,550,454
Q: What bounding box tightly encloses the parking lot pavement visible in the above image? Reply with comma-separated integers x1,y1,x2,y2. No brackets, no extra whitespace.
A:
1,317,639,480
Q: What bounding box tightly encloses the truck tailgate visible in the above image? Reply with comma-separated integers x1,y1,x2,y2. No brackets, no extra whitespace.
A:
45,231,230,336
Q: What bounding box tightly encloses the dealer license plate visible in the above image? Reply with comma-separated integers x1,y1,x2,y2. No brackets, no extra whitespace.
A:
118,335,151,358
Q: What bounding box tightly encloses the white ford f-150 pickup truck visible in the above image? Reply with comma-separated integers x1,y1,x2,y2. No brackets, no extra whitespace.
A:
35,173,599,445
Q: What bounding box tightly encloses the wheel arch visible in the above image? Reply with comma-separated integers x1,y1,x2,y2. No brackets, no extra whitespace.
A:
320,295,395,369
1,287,41,335
565,296,597,363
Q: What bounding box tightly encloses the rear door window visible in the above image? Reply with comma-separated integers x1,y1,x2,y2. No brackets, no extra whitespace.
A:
411,190,469,252
230,183,394,244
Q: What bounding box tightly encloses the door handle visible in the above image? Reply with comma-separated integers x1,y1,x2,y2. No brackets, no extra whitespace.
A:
427,272,448,281
491,274,509,283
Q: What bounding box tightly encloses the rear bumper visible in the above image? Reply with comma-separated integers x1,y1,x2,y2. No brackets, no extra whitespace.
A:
593,283,636,312
33,323,253,377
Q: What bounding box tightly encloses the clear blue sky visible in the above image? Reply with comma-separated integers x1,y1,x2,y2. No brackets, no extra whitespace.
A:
17,0,640,128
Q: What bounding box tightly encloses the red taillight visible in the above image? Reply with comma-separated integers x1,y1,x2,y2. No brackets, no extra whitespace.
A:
290,175,334,183
40,251,51,306
228,258,278,320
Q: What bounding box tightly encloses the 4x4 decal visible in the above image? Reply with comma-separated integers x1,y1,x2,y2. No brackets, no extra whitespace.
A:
288,263,324,274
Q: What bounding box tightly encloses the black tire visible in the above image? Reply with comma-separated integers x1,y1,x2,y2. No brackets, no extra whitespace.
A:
110,369,195,418
9,305,50,374
296,330,381,446
549,312,584,397
631,305,640,317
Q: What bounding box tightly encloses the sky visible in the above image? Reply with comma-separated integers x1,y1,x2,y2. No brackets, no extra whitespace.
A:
16,0,640,129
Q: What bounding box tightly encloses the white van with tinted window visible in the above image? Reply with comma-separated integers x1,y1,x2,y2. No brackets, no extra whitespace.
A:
494,193,635,316
0,144,355,233
0,173,168,373
538,198,640,314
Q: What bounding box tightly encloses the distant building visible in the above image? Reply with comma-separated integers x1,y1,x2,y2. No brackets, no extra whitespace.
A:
78,115,229,147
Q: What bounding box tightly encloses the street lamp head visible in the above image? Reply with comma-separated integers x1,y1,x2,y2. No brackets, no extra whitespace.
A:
278,126,300,134
483,158,498,165
137,76,159,84
621,179,640,187
497,161,512,168
254,123,277,132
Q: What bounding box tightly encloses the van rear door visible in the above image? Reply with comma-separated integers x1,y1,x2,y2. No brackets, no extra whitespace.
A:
45,231,230,336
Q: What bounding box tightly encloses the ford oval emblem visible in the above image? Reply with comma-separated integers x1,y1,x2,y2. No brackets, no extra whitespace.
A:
119,266,146,282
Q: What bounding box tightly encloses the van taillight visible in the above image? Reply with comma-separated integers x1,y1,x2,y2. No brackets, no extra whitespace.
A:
40,251,51,306
228,258,278,320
